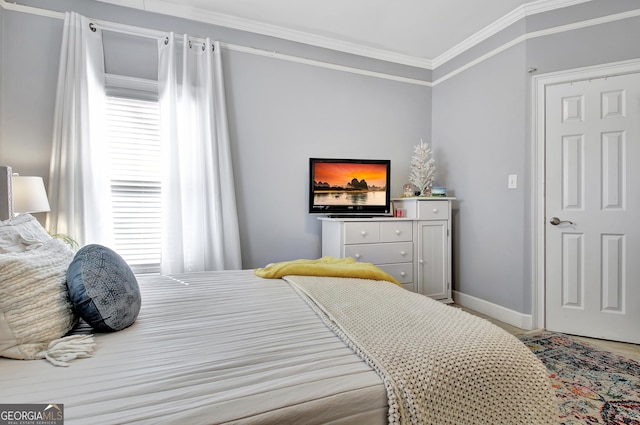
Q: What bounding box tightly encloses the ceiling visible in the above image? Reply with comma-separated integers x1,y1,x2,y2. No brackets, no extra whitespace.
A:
98,0,591,68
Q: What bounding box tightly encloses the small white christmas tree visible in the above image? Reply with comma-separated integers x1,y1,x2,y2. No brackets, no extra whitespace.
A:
409,139,435,196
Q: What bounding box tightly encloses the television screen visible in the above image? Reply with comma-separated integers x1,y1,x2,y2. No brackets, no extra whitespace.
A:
309,158,391,216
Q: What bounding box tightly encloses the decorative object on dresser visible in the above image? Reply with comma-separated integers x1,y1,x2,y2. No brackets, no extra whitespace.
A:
320,197,454,301
403,183,414,197
431,186,447,197
408,139,436,197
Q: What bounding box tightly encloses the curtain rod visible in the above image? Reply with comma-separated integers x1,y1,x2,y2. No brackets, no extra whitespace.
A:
89,19,430,86
89,19,167,41
89,21,215,50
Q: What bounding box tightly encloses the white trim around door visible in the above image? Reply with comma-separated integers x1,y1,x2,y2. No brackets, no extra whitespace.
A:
531,57,640,330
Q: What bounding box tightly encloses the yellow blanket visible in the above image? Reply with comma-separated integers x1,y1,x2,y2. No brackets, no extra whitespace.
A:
254,256,400,285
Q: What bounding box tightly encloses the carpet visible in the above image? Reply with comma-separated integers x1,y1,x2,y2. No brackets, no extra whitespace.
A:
518,332,640,425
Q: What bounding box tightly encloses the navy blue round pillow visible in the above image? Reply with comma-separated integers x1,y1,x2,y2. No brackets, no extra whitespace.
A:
67,244,141,332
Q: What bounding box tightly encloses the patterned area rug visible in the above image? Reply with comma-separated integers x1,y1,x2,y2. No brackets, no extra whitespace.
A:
518,332,640,425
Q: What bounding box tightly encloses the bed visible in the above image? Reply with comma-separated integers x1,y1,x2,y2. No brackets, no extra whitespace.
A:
0,214,560,424
2,270,390,424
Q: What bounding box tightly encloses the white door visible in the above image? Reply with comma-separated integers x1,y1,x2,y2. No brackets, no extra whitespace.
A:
545,73,640,344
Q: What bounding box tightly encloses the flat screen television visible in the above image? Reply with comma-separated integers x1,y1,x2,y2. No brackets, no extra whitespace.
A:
309,158,392,216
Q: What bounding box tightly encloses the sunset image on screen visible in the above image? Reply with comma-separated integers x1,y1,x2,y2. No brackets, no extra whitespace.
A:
313,162,387,189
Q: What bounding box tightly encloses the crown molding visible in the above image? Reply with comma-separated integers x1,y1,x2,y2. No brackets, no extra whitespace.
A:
94,0,592,70
0,0,64,18
0,0,622,74
432,0,592,68
522,0,591,16
100,0,434,69
433,7,640,86
222,43,432,87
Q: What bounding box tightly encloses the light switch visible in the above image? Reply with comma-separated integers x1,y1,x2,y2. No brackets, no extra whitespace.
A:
508,174,518,189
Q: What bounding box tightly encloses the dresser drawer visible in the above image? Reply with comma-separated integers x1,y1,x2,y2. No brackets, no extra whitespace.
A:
344,222,380,244
379,221,412,242
378,262,413,284
417,201,449,220
345,242,413,264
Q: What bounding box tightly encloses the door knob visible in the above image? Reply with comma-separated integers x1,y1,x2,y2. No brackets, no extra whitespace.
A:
549,217,575,226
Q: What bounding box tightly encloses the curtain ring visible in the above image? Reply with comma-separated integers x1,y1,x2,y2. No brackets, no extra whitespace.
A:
89,23,96,32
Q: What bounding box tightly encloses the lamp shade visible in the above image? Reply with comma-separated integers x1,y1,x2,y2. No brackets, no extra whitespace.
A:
12,175,51,214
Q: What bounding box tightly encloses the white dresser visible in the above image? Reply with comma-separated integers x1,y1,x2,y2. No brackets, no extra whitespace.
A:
320,217,416,291
319,197,454,302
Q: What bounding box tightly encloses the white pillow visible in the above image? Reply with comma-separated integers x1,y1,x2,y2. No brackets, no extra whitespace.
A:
0,238,77,361
0,213,52,253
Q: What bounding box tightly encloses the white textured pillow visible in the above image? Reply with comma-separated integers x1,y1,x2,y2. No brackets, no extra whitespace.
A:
0,238,77,361
0,214,52,253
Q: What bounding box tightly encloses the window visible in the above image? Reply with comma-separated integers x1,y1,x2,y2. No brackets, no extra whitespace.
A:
105,75,161,274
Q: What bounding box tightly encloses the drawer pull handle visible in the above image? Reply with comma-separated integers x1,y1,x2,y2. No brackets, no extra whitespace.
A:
400,251,406,256
419,259,424,264
400,272,406,277
395,230,401,235
360,231,367,236
432,209,439,213
354,253,361,259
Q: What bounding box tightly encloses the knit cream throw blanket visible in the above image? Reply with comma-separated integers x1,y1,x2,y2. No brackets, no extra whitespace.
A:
0,238,95,366
284,275,559,425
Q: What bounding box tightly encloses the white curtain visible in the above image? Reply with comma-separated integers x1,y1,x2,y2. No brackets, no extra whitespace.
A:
47,12,114,248
158,34,242,274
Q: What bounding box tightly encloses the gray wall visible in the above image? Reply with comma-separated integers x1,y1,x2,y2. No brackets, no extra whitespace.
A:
0,5,4,153
0,0,431,269
432,0,640,313
0,10,62,178
226,52,430,266
433,44,528,312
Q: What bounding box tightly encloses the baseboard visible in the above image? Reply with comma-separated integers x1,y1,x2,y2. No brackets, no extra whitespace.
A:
453,290,534,330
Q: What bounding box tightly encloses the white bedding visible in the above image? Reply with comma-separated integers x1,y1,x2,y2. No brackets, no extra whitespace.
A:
0,271,388,425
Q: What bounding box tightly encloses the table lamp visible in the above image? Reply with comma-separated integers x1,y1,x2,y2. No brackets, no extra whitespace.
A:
12,174,51,214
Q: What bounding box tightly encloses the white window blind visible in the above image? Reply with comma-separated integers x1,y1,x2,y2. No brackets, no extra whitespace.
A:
105,91,161,274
